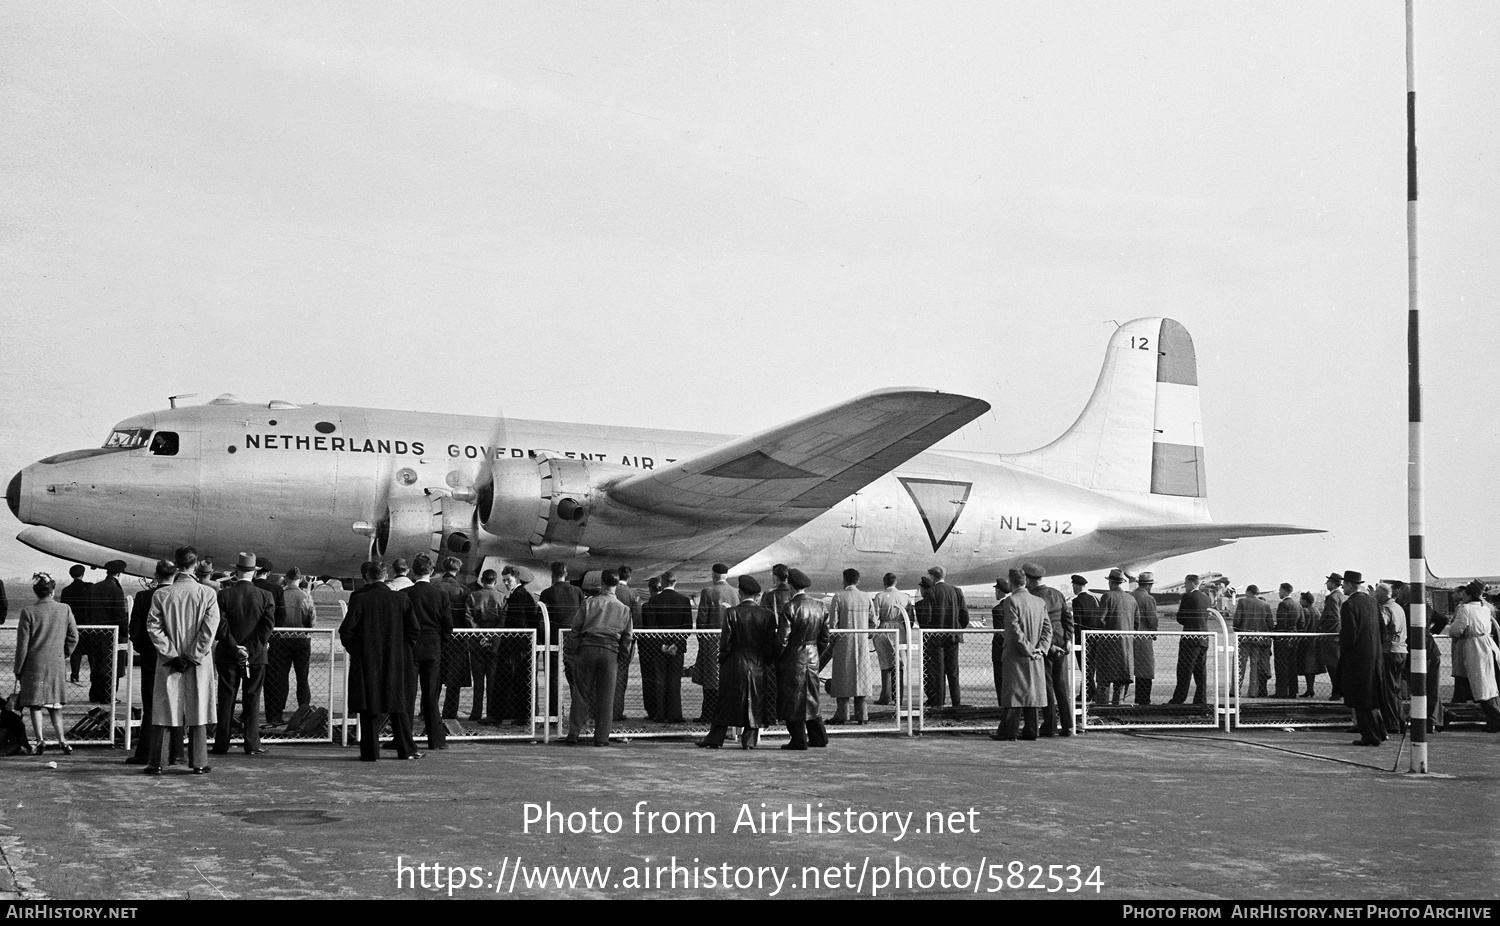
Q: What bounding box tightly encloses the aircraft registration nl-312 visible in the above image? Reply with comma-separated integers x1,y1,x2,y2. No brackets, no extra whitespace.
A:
7,318,1319,586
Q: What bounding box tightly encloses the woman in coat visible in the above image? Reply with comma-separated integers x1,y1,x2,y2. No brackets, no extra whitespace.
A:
13,573,79,755
1296,591,1321,696
1446,581,1500,731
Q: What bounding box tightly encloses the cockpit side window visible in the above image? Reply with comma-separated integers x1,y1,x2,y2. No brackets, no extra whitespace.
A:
149,431,179,456
103,428,153,450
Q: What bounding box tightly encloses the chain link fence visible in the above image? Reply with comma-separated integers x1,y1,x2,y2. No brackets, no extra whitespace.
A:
422,628,542,742
1079,630,1225,730
558,628,905,741
2,624,121,746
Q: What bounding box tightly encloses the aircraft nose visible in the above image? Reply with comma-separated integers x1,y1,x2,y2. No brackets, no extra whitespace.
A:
6,469,19,519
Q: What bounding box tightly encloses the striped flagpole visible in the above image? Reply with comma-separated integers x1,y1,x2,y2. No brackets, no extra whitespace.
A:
1405,0,1428,774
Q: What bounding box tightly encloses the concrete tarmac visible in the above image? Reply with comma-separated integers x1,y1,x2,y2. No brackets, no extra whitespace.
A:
0,728,1495,900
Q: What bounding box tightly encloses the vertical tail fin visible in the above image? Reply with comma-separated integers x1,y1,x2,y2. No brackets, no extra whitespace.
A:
1001,317,1207,500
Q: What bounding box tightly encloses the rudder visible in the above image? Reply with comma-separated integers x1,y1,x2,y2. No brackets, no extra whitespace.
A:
1001,317,1206,499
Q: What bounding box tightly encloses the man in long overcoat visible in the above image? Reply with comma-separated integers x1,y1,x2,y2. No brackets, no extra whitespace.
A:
1129,572,1158,706
694,563,738,722
1339,571,1386,746
213,553,275,755
146,548,220,774
698,575,777,749
1097,569,1137,705
871,572,911,706
341,561,420,760
827,568,875,724
993,578,1052,741
127,561,178,766
760,565,794,722
640,571,693,723
776,568,833,751
1027,563,1076,732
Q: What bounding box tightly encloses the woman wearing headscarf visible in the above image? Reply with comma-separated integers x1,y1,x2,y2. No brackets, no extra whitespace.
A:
13,573,80,755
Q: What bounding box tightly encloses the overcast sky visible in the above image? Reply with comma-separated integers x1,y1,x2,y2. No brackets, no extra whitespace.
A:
1,2,1495,591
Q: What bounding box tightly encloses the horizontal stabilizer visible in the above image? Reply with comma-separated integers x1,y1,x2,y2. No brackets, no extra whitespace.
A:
610,388,990,521
1096,522,1323,545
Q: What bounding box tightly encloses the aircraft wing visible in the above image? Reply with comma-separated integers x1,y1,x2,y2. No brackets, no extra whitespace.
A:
604,388,990,561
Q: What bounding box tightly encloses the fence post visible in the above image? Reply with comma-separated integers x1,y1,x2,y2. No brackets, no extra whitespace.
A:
1208,609,1233,732
123,633,134,752
1079,630,1090,732
538,605,551,744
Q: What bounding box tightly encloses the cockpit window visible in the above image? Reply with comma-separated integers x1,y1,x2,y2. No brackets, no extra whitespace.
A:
103,428,153,449
149,431,179,456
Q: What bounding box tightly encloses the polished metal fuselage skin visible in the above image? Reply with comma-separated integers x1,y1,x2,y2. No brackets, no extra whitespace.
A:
10,399,1204,587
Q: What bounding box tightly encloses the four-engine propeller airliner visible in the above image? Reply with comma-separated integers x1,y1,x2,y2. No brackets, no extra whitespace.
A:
7,318,1319,586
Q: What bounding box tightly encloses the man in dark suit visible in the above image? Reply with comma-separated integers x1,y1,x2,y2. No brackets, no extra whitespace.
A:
1274,582,1303,697
640,571,693,723
341,560,421,761
1071,575,1101,702
126,560,180,766
402,553,452,750
539,562,586,721
1168,574,1211,705
921,565,968,708
88,560,130,703
435,556,473,720
1234,585,1276,698
212,553,276,755
60,564,93,684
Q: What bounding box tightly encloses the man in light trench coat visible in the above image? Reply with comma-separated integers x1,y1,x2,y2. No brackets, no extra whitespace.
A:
145,547,221,774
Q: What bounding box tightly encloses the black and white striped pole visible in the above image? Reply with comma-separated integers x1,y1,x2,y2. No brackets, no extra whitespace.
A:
1404,0,1428,775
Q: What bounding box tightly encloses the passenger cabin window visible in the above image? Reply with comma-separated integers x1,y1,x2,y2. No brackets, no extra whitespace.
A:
103,428,152,450
149,431,179,456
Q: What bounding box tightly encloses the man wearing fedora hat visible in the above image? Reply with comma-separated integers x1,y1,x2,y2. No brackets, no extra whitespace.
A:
1339,571,1387,746
1023,563,1075,735
1317,573,1346,700
1129,572,1159,707
1097,569,1137,705
212,552,275,756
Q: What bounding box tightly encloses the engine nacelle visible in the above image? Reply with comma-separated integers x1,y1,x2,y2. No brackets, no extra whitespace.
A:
478,457,633,556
